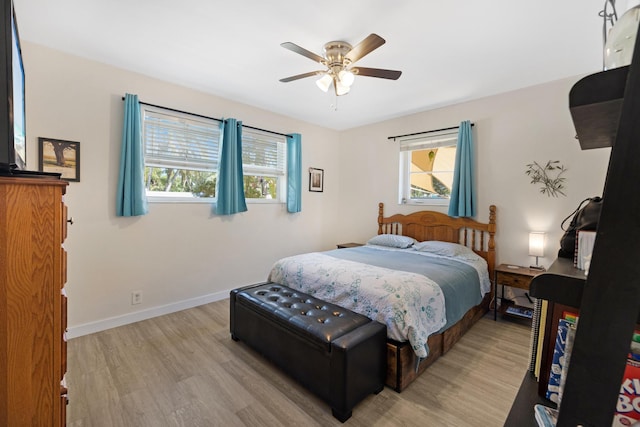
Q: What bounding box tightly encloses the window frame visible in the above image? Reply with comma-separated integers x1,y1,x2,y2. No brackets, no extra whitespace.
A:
398,128,459,206
240,127,287,204
141,105,287,204
142,105,221,203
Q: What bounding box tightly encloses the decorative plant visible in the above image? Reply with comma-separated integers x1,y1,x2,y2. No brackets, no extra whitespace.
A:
525,160,567,197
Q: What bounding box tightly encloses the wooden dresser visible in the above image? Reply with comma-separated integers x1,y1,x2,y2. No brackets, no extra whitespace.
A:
0,176,69,426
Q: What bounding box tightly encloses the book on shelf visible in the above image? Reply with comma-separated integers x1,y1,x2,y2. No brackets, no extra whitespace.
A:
562,310,579,324
545,312,578,401
505,304,533,319
533,320,578,427
557,319,577,406
533,300,548,379
534,404,558,427
613,331,640,426
528,298,543,374
534,316,577,427
546,315,578,403
536,317,640,426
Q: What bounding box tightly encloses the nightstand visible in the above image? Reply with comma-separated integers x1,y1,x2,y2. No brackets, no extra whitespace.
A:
493,264,544,321
336,242,363,249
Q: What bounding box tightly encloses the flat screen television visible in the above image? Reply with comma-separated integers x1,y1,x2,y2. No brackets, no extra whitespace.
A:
0,0,26,173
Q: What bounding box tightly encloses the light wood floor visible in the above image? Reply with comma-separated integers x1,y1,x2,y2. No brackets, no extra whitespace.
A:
66,300,530,427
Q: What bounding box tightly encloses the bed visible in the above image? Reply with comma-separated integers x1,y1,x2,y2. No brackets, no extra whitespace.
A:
268,202,496,392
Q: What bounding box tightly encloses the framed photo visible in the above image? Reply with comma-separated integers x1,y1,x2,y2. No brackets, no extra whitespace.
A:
38,137,80,182
309,167,324,192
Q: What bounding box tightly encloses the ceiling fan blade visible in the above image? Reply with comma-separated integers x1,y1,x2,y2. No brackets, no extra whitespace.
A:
281,42,325,64
345,34,386,64
353,67,402,80
279,71,323,83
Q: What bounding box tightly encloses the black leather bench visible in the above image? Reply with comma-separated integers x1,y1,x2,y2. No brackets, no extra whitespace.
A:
230,282,386,422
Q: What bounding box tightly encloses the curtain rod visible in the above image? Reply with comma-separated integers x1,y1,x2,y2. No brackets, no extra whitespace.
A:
387,123,474,141
121,97,292,138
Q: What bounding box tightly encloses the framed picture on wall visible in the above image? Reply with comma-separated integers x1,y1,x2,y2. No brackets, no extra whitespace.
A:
38,137,80,182
309,167,324,192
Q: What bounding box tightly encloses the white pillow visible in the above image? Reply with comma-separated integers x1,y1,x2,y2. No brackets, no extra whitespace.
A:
413,240,479,260
367,234,417,249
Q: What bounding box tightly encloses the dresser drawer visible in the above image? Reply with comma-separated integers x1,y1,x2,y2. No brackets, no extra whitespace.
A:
61,290,67,378
62,203,68,243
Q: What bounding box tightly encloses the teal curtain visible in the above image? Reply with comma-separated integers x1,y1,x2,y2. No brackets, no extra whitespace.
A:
116,93,148,217
287,133,302,213
448,120,476,218
215,118,247,215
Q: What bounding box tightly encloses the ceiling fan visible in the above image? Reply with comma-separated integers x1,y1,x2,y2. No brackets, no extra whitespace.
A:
279,33,402,96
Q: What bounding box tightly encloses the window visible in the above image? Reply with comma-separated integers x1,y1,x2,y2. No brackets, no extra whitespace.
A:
142,105,286,203
398,128,458,205
143,106,220,201
241,127,287,203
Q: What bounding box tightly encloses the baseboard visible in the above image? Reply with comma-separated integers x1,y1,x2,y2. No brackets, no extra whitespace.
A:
66,289,230,339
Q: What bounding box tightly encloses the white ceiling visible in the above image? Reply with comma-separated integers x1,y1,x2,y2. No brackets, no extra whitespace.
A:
14,0,610,131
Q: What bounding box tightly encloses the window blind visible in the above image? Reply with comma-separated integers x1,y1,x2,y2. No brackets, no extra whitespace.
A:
399,129,458,151
241,127,286,176
143,107,221,172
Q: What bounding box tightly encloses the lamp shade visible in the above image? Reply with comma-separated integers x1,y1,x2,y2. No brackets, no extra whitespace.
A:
316,73,332,92
335,79,350,96
338,69,355,87
529,232,545,257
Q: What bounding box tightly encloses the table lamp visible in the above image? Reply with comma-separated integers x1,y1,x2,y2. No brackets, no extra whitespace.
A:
529,232,546,270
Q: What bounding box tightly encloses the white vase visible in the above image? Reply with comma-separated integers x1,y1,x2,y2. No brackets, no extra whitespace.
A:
604,5,640,70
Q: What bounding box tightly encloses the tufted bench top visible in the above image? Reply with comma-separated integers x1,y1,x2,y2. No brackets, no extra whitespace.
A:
235,283,372,351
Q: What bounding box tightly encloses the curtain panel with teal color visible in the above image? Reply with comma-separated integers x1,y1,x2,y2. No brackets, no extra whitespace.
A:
448,120,476,218
215,118,247,215
287,133,302,213
116,93,148,217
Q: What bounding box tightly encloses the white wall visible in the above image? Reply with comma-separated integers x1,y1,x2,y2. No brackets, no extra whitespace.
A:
23,42,342,337
23,42,612,337
336,76,611,268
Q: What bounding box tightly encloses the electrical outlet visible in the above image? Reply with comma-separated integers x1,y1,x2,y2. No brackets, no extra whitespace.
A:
131,291,142,305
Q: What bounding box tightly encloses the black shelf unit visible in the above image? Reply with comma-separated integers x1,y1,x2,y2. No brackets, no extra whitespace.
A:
529,257,585,307
504,259,581,426
505,21,640,427
569,65,628,150
505,372,556,427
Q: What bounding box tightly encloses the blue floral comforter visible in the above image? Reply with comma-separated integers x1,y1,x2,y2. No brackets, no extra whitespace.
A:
268,245,489,358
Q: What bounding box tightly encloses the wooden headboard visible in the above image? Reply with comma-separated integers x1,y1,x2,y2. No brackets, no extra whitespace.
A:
377,203,496,278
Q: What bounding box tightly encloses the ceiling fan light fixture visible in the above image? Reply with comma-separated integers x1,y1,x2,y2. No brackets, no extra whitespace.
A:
280,34,402,97
335,78,350,96
316,73,332,92
316,73,333,92
338,69,355,87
